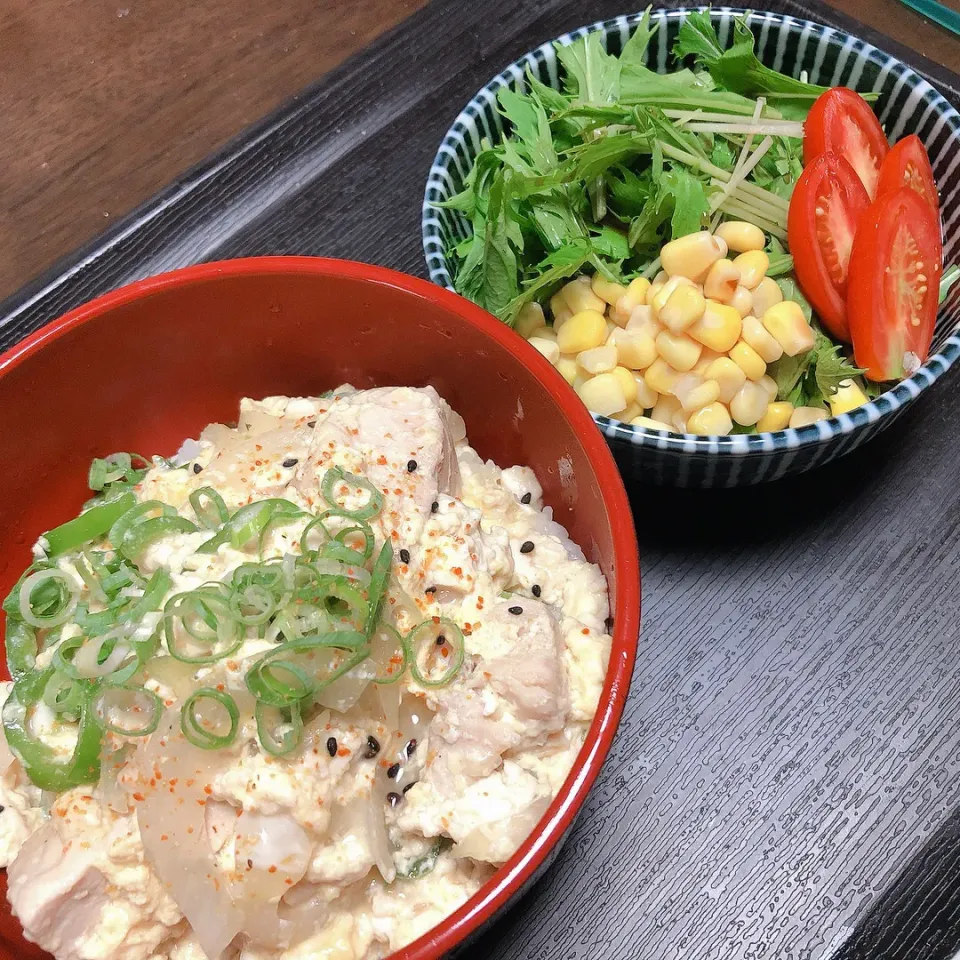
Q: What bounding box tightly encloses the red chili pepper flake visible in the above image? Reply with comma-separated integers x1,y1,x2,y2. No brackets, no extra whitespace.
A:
197,799,206,807
133,792,145,802
216,683,225,692
204,785,213,795
377,455,388,466
169,778,178,787
187,827,194,834
255,444,263,452
337,747,350,757
582,628,590,635
268,865,278,874
186,779,195,787
160,834,168,841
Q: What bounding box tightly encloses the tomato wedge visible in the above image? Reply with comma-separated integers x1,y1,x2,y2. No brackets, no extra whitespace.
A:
848,186,942,381
787,151,870,342
804,87,889,199
876,134,938,209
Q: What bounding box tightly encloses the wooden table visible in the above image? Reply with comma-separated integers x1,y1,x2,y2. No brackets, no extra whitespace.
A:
0,0,958,302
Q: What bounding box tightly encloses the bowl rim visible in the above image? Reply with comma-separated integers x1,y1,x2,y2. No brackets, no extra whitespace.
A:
0,256,641,960
421,5,960,461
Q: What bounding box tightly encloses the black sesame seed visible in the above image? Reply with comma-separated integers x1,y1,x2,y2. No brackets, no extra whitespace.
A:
520,492,532,504
282,458,299,468
520,540,535,554
247,858,254,870
387,792,401,807
387,762,401,779
399,548,410,564
532,584,542,598
605,616,614,632
407,459,418,473
307,420,317,428
425,586,437,595
326,737,338,757
508,605,523,615
405,738,418,757
193,463,203,474
402,782,416,794
364,736,380,759
436,634,446,647
431,501,439,513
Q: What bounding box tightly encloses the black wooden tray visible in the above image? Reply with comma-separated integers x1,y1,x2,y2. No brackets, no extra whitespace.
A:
4,2,960,959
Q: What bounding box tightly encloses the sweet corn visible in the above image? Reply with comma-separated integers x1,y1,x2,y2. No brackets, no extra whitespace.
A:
660,231,726,280
673,373,721,412
556,356,578,385
646,281,664,306
572,371,593,392
654,270,669,285
577,343,618,374
615,402,643,423
758,375,778,401
645,357,680,395
655,330,702,372
789,406,829,428
528,336,560,365
609,328,657,370
550,291,569,321
729,284,753,318
688,301,742,353
591,273,627,306
516,302,547,339
741,315,784,363
693,347,724,376
633,373,658,409
658,283,707,334
610,365,638,406
704,356,747,403
762,301,816,356
553,306,573,331
751,277,783,318
757,401,794,432
732,250,769,289
729,340,766,381
611,277,652,326
631,414,672,431
529,325,557,343
827,379,868,416
557,310,607,354
651,393,685,432
577,372,626,416
563,276,606,315
703,258,741,303
715,220,766,253
686,402,733,436
651,276,694,317
624,304,658,336
730,381,769,425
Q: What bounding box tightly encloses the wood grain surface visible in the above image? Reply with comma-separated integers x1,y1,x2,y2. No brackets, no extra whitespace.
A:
0,0,958,302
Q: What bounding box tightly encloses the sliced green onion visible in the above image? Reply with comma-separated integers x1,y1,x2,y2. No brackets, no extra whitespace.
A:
228,499,302,550
320,467,384,521
41,672,84,719
189,487,229,530
5,619,38,679
95,684,163,737
255,700,303,756
370,623,406,685
364,541,393,637
119,515,198,560
180,688,239,750
163,588,243,663
73,554,108,605
305,510,375,562
299,577,368,629
230,583,277,626
54,631,138,682
43,492,136,556
18,569,77,629
317,541,368,567
407,618,465,687
108,500,175,552
88,453,151,493
258,508,309,559
231,561,285,595
119,569,172,624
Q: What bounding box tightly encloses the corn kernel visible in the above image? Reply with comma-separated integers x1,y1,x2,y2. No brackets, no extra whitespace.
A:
624,277,651,308
688,301,742,353
757,401,794,432
625,305,662,340
715,220,766,253
673,373,721,412
550,291,568,319
730,381,769,425
651,276,693,317
529,325,557,343
686,402,733,436
610,366,638,406
729,340,766,381
572,371,593,392
729,284,753,318
655,330,703,372
556,356,578,385
605,320,618,340
577,373,626,416
633,373,658,409
651,393,684,431
553,307,573,331
762,301,816,356
591,273,627,306
658,283,707,334
563,276,606,315
827,379,868,416
660,231,726,280
613,401,643,423
703,258,741,303
557,310,607,354
751,277,783,318
609,328,656,371
758,375,778,401
789,406,829,428
528,336,560,365
654,270,669,285
646,282,664,306
645,357,680,395
732,250,769,290
704,357,747,404
630,414,673,431
515,302,547,339
577,343,617,374
741,315,784,363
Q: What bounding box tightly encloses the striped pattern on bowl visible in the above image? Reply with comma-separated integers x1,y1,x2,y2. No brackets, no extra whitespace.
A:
422,7,960,487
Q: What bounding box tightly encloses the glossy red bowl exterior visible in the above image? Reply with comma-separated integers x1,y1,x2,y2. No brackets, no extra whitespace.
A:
0,257,639,960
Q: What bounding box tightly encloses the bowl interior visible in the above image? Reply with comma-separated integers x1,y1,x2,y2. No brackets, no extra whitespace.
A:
422,7,960,457
0,258,639,960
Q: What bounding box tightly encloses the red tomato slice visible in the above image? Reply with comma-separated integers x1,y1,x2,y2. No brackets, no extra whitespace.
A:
804,87,889,199
876,134,939,209
787,151,870,342
848,186,942,381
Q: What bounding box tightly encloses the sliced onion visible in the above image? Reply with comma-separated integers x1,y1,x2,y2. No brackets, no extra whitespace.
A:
312,559,371,584
313,657,376,713
364,788,396,884
72,631,133,679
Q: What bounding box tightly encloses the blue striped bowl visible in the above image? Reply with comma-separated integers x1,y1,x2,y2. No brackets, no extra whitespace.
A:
421,7,960,487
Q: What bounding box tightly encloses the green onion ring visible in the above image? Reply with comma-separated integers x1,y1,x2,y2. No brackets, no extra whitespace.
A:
230,583,277,626
320,467,384,521
119,516,198,560
41,672,85,718
108,500,175,552
371,623,406,685
406,618,465,687
364,541,393,637
255,700,304,757
180,688,239,750
95,684,164,737
163,589,243,664
17,569,77,629
119,569,172,624
189,487,229,530
43,492,137,556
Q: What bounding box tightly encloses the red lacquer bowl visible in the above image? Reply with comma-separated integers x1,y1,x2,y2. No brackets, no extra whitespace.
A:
0,258,640,960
